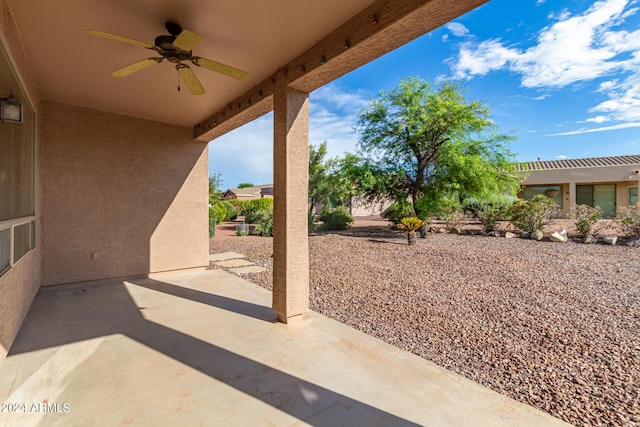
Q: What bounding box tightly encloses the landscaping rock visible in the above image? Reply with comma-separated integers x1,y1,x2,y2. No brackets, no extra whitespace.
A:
626,238,640,247
467,230,477,236
437,228,447,234
550,229,568,243
531,230,544,241
488,230,501,237
210,221,640,427
603,235,618,245
505,232,518,239
583,235,598,244
521,231,530,239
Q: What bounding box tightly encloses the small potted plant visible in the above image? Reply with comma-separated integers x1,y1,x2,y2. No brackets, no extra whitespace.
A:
398,217,424,245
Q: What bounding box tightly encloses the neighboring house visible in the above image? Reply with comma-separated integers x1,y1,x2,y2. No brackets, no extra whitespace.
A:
223,184,274,200
518,155,640,217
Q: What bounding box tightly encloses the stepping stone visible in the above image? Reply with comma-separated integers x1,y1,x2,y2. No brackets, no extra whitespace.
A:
213,259,254,268
228,265,267,274
209,252,246,262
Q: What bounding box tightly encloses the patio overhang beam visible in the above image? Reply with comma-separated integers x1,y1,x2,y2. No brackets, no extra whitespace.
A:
194,0,487,142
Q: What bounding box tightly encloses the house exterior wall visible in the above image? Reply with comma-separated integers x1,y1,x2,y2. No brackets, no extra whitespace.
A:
521,165,640,215
0,0,42,362
40,100,209,286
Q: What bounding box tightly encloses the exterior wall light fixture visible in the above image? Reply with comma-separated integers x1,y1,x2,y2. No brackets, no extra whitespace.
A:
0,91,22,123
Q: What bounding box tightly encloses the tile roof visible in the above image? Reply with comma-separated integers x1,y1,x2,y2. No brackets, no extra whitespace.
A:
518,155,640,171
224,184,273,196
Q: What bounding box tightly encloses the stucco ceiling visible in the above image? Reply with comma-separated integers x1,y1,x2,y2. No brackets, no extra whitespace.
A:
7,0,374,127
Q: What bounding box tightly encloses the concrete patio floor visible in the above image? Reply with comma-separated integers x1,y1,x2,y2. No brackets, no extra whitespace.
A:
0,270,569,426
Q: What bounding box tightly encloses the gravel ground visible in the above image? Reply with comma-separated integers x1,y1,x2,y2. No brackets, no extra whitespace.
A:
210,219,640,426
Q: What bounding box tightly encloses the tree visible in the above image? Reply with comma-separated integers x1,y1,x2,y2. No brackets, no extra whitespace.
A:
356,77,519,221
209,173,224,205
237,182,255,188
308,142,336,214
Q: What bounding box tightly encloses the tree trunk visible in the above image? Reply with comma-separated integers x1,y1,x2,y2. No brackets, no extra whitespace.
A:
408,230,417,245
419,224,427,238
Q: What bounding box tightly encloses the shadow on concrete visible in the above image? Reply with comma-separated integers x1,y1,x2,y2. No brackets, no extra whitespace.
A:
7,276,420,426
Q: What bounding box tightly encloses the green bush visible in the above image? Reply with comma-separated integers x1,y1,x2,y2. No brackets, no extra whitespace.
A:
252,207,274,236
381,200,415,224
318,207,354,231
213,203,227,223
616,204,640,238
509,195,558,233
572,204,603,237
227,199,244,215
208,209,217,238
463,195,518,232
221,200,238,221
243,198,274,224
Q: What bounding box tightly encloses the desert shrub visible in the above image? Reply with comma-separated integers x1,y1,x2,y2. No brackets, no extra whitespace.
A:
463,195,518,232
318,207,354,231
572,204,603,237
308,209,317,233
616,203,640,238
509,195,558,233
227,199,244,215
208,208,217,238
213,202,227,223
382,200,415,225
243,198,274,224
220,200,238,221
440,208,469,233
252,207,274,237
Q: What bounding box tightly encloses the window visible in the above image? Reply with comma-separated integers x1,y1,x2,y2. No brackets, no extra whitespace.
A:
0,44,35,277
523,185,563,208
631,187,638,206
576,184,616,218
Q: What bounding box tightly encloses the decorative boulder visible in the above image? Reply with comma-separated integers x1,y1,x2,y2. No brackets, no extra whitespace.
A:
531,230,544,241
550,229,568,243
603,235,618,245
488,230,501,237
505,232,518,239
521,231,530,239
583,235,598,244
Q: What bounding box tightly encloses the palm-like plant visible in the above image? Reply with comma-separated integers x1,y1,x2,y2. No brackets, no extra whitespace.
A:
398,217,425,245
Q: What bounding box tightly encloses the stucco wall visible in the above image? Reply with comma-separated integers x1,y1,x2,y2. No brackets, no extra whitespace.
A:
522,166,640,215
40,100,209,286
0,0,42,362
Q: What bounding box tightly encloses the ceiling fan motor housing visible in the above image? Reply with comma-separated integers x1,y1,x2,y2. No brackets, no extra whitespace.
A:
154,34,192,63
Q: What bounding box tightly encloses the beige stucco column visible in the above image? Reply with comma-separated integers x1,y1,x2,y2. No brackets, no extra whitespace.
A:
272,86,310,324
569,181,577,211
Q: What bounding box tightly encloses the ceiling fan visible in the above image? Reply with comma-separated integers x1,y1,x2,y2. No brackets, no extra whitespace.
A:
85,22,249,95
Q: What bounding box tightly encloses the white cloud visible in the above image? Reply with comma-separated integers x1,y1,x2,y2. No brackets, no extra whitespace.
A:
546,121,640,136
445,22,470,37
450,0,640,134
585,115,609,123
536,0,547,5
556,154,567,159
531,94,549,100
451,0,639,88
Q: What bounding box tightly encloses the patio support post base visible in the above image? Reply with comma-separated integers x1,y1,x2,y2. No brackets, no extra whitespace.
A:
272,85,310,323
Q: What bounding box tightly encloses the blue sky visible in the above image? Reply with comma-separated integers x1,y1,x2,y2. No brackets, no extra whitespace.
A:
210,0,640,188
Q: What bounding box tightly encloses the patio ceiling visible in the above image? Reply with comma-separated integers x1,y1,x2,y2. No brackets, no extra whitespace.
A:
6,0,488,134
7,0,373,127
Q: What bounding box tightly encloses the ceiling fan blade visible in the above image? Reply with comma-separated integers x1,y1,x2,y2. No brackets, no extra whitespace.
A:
191,57,250,81
111,58,162,77
84,30,154,49
177,64,205,95
172,30,204,52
